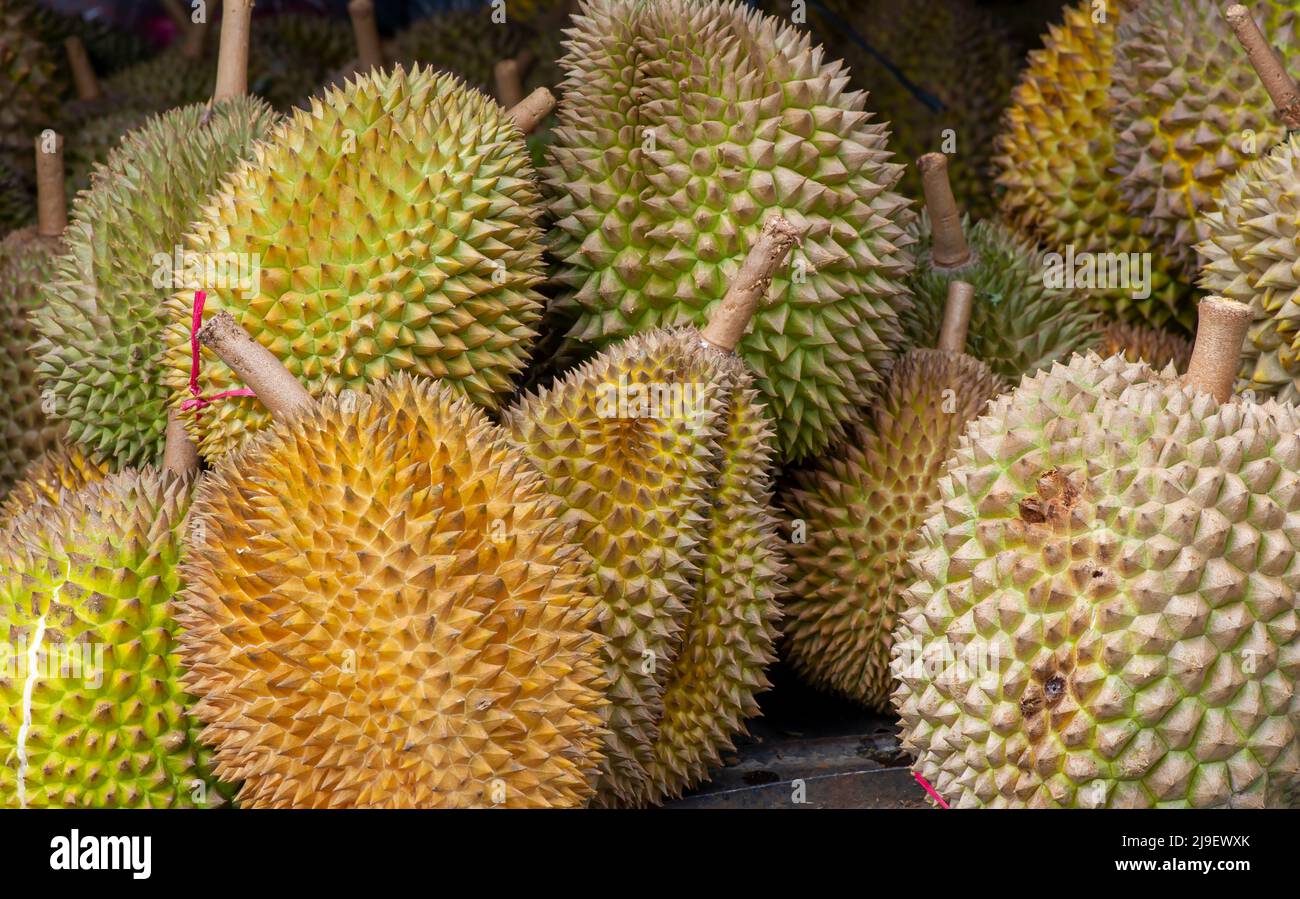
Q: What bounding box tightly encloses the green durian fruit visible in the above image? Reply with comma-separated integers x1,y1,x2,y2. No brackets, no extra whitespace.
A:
503,219,793,807
1199,132,1300,401
248,13,355,111
543,0,916,462
388,8,523,96
32,96,279,469
782,321,1002,709
162,66,545,462
892,300,1300,807
0,469,234,807
808,0,1019,221
994,0,1193,330
1111,0,1300,280
901,209,1099,380
102,45,215,113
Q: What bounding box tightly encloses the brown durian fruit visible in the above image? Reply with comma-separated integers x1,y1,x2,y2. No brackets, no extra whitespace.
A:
503,218,794,807
781,281,1003,709
1097,320,1193,372
177,312,608,809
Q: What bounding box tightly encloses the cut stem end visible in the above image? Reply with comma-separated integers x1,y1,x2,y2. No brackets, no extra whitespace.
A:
937,281,975,354
918,153,972,269
700,216,803,354
1185,296,1253,401
197,311,315,422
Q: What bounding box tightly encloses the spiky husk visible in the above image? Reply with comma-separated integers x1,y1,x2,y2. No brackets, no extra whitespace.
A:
504,327,783,807
102,46,215,113
0,469,233,808
248,13,355,111
179,375,607,808
892,353,1300,807
783,349,1001,709
811,0,1018,221
0,441,107,522
61,104,154,195
994,0,1191,329
162,67,544,462
32,97,277,469
1199,133,1300,401
901,213,1099,379
0,0,62,161
1098,320,1192,373
388,9,524,96
1112,0,1300,279
0,228,65,495
543,0,915,463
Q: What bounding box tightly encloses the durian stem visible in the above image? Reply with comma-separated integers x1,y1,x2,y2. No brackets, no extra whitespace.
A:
1225,4,1300,130
348,0,385,73
918,153,972,269
213,0,254,103
700,216,802,354
507,88,556,136
937,281,974,354
163,408,200,477
34,132,66,238
1184,297,1252,402
64,37,103,102
495,59,525,109
198,311,314,421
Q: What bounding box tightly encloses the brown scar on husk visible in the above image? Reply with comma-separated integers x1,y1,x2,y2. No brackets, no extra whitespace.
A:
1017,468,1081,525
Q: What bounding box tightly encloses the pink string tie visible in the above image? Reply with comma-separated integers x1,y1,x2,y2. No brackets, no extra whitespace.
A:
912,772,951,809
181,290,257,412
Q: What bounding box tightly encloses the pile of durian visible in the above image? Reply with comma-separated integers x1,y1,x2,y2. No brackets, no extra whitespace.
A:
3,0,1300,810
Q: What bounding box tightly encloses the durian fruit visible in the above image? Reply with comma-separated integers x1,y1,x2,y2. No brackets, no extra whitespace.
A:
783,281,1003,710
161,65,555,462
179,313,607,808
33,4,279,469
0,0,62,167
248,13,355,111
0,134,68,497
543,0,916,463
0,426,232,808
1111,0,1300,279
901,153,1098,380
994,0,1192,330
1098,320,1193,372
1198,9,1300,402
892,297,1300,807
19,0,154,75
100,19,213,113
809,0,1019,221
503,217,793,807
0,441,106,523
388,7,524,94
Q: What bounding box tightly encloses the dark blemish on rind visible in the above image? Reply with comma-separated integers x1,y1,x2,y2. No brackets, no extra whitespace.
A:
1020,693,1042,717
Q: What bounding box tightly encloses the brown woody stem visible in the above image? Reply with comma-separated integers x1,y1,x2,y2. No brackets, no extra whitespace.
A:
494,58,525,109
1225,4,1300,129
506,87,556,136
64,37,103,102
700,216,802,353
35,132,66,238
1184,296,1252,401
213,0,253,102
348,0,385,72
197,312,314,421
937,281,974,354
163,408,200,476
918,153,972,269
